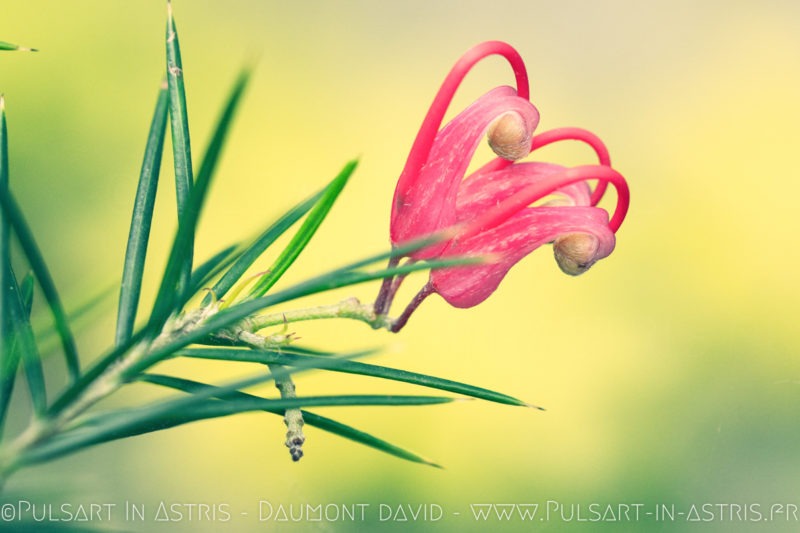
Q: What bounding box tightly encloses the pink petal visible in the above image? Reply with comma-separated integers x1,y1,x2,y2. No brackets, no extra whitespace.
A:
458,164,629,240
391,41,530,208
456,162,592,221
390,86,539,258
430,206,615,308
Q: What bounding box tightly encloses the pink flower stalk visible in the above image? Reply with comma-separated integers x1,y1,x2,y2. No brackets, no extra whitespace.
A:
376,41,630,330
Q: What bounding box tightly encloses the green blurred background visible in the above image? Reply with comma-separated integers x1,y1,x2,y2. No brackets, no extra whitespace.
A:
3,1,800,531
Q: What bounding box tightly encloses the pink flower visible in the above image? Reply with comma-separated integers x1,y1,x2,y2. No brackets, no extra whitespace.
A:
376,42,630,330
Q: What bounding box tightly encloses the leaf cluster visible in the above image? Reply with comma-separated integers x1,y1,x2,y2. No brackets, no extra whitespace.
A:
0,7,536,480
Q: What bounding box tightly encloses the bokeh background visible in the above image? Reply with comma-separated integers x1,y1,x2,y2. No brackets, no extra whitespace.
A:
3,1,800,531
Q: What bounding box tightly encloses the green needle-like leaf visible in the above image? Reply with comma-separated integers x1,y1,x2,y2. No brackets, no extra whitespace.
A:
1,95,10,346
46,346,319,442
202,189,325,306
0,340,19,438
48,240,477,417
19,272,34,318
301,410,442,467
47,329,148,417
166,2,194,294
0,97,79,384
33,284,115,349
249,160,357,298
51,325,361,420
180,347,533,407
0,41,37,52
126,254,484,377
6,271,43,425
19,390,452,467
1,95,16,434
188,244,240,296
0,243,46,423
123,255,481,377
149,67,251,330
139,373,442,467
0,190,80,384
115,81,169,347
5,267,46,416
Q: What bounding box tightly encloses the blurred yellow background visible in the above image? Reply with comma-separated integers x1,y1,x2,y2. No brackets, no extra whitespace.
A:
3,1,800,531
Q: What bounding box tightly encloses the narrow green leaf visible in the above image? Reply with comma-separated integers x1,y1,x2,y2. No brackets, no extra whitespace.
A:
221,255,482,327
0,190,80,383
202,189,325,306
47,239,473,417
180,347,531,407
19,392,451,467
47,328,148,416
1,96,11,318
0,95,16,434
33,283,115,348
45,341,294,436
149,67,251,330
166,2,194,294
301,410,442,467
6,267,46,416
1,94,11,336
0,340,19,438
269,345,337,357
188,244,240,296
158,393,453,423
48,325,356,419
0,41,37,52
0,98,79,383
127,254,484,376
19,272,34,318
115,81,169,347
321,230,456,278
249,160,358,298
139,373,442,467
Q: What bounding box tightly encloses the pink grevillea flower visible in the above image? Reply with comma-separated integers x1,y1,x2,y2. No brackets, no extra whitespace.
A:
375,41,630,330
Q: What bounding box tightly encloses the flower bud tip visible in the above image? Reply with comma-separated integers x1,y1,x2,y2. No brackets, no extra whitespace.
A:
553,233,600,276
487,112,531,161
